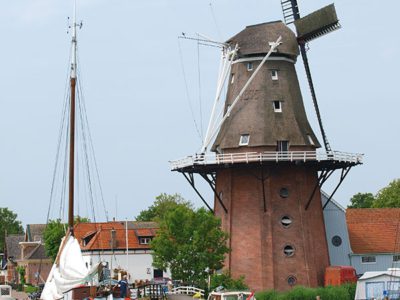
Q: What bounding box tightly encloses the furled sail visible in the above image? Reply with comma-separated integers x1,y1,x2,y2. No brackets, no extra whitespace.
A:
41,234,98,300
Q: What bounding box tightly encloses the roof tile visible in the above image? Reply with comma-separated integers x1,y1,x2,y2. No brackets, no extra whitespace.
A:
346,208,400,254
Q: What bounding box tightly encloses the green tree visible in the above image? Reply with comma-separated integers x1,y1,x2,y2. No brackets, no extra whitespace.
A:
43,216,90,261
373,179,400,208
347,192,375,208
74,216,90,224
135,193,192,222
43,219,66,261
16,265,26,286
151,206,229,287
0,208,24,251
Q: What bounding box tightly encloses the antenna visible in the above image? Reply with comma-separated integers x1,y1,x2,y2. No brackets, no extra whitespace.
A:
179,32,227,48
280,1,339,152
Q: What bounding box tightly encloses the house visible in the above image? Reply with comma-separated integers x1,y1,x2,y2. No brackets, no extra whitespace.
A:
4,225,52,285
74,221,168,282
4,234,24,284
346,208,400,274
354,268,400,299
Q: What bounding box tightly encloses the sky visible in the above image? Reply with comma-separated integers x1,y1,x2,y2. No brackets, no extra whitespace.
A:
0,0,399,226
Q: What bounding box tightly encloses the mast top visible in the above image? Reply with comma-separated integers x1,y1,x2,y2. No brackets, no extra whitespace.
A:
71,0,78,79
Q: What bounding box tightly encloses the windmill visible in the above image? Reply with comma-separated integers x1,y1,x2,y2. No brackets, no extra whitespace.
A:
170,1,363,291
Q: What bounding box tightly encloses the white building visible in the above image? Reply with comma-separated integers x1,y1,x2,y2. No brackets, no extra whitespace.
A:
74,221,169,283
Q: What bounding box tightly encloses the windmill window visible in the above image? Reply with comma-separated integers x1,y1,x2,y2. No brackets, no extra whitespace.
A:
231,74,235,84
281,216,292,228
331,235,342,247
361,256,376,264
277,140,289,152
283,245,295,257
247,62,253,71
287,275,297,286
273,101,282,112
271,70,278,80
239,134,250,146
279,188,289,198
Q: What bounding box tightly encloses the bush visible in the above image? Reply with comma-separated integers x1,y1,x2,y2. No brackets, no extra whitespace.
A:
255,284,357,300
282,286,317,300
24,285,39,293
255,290,278,300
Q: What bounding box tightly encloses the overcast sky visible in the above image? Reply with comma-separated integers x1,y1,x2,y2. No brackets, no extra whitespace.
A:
1,0,399,226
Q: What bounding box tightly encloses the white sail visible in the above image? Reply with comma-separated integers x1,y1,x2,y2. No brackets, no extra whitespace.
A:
41,235,98,300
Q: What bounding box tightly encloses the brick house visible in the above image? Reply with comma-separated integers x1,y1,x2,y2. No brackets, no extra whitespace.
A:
4,234,24,284
4,224,52,285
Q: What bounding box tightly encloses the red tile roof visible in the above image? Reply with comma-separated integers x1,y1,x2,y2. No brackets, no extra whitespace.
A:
346,208,400,254
74,221,158,251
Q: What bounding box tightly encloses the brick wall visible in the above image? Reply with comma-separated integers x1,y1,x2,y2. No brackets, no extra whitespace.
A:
215,164,330,291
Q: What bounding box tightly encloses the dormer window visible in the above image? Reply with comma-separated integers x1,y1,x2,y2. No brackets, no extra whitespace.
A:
271,70,278,80
82,231,97,247
239,134,250,146
139,237,152,245
273,101,282,113
247,62,253,71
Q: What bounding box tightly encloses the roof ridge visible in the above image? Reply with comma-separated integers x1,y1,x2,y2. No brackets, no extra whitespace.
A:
246,20,282,28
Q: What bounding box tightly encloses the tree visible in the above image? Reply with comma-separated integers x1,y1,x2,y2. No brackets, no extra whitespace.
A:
43,216,90,261
135,193,192,222
373,179,400,208
151,205,229,287
0,208,24,251
43,219,66,261
16,265,26,286
347,193,375,208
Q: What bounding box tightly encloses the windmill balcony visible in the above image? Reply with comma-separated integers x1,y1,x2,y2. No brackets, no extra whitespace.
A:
170,150,363,172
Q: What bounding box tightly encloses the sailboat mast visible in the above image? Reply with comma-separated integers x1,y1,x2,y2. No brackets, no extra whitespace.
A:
68,0,77,235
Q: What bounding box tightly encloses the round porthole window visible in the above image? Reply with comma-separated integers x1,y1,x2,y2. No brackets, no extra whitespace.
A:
332,235,342,247
280,187,289,198
287,275,297,286
283,245,295,257
281,216,292,228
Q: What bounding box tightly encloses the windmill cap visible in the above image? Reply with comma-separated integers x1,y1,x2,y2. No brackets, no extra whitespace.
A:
227,21,299,59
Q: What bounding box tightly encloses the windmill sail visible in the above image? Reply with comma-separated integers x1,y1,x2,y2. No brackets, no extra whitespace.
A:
294,4,340,43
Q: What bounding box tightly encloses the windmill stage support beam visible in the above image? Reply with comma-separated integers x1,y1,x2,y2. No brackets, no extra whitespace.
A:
305,168,334,210
200,173,228,213
322,167,352,210
182,173,214,213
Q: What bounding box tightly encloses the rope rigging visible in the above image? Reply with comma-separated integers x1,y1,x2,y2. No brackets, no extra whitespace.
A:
46,41,109,226
177,39,203,141
196,35,204,141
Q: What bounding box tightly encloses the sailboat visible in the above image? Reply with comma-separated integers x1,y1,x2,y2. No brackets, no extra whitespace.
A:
41,2,101,300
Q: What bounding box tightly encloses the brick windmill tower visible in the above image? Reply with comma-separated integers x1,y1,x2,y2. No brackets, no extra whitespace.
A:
171,1,362,291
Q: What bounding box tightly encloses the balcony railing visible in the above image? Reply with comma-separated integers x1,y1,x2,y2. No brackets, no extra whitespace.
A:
170,151,363,170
